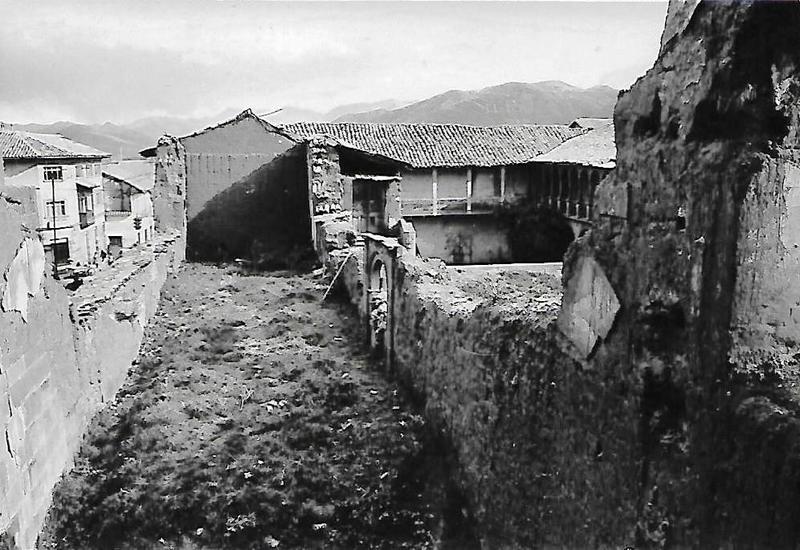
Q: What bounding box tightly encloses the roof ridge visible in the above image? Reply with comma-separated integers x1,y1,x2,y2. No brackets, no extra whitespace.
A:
281,120,573,130
23,132,75,157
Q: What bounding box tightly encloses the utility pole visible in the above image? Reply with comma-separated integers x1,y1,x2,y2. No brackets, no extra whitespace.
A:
45,167,60,278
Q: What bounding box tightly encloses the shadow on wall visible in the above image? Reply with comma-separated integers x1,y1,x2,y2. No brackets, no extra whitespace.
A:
186,145,314,268
499,203,576,262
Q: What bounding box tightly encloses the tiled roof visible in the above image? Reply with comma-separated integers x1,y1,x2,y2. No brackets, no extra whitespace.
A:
0,130,110,160
103,159,155,192
279,122,582,168
531,122,616,169
569,117,613,130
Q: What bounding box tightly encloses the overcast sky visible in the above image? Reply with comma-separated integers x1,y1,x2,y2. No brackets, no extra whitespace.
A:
0,1,668,125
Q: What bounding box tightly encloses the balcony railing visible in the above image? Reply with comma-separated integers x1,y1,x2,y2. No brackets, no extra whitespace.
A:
105,209,132,220
401,196,507,217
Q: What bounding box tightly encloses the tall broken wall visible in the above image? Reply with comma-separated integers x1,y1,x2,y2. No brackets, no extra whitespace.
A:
153,135,187,261
0,150,184,549
560,1,800,546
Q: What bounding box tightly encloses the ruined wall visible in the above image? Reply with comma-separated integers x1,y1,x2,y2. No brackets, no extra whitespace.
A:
558,1,800,546
153,135,187,262
186,144,312,266
386,256,644,548
0,228,181,550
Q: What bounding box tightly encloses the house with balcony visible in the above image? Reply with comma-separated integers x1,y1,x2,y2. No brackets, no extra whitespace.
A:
140,111,584,265
0,130,109,267
281,122,582,264
102,160,155,252
528,121,616,237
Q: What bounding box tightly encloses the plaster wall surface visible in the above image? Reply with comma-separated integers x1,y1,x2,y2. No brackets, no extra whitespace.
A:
412,215,511,264
400,169,433,199
436,168,468,198
181,117,296,220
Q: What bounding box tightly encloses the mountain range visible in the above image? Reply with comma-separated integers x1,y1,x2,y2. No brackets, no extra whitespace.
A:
334,81,618,125
6,81,617,160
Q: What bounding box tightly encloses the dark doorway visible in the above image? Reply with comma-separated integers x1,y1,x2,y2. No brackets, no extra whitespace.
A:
353,181,387,234
108,236,123,258
46,240,71,265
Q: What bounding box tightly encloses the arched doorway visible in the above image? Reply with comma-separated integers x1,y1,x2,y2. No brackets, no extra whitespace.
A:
368,258,389,353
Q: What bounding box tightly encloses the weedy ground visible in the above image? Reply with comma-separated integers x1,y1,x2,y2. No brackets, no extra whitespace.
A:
41,263,472,549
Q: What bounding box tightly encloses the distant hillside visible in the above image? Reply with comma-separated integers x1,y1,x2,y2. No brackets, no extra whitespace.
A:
7,82,617,159
7,101,413,160
334,81,618,125
259,100,413,125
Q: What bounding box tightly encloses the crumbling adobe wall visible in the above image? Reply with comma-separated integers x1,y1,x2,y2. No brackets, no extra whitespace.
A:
153,135,187,261
560,1,800,546
186,144,313,266
390,257,645,547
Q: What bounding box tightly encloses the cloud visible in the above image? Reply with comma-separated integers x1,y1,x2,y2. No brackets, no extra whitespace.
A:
0,0,667,124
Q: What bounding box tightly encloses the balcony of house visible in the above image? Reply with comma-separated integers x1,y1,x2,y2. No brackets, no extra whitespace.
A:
74,162,102,188
400,166,528,218
105,209,132,221
401,196,514,217
529,163,611,224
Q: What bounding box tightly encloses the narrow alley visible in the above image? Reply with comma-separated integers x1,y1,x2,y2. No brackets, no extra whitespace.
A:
39,264,473,550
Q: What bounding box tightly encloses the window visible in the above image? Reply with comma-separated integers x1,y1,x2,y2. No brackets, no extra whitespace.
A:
75,163,98,177
46,200,66,216
77,193,93,213
43,166,63,181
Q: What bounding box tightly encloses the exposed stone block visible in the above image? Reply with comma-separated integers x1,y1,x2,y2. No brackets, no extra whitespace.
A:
557,255,620,357
1,239,45,322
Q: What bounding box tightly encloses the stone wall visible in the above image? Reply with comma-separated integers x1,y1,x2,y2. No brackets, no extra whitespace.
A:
559,1,800,546
0,154,183,549
153,135,187,262
386,254,646,547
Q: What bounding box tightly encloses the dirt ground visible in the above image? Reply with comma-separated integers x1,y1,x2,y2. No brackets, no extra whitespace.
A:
41,264,469,550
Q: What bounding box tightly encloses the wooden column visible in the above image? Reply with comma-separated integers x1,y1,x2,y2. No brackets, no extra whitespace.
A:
466,168,473,212
568,166,575,216
558,166,564,213
432,168,438,215
500,166,507,203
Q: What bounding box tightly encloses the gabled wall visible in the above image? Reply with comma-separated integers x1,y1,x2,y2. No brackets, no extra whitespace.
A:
186,144,312,265
181,116,297,220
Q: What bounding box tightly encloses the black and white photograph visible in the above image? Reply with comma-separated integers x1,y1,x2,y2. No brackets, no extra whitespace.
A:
1,0,799,548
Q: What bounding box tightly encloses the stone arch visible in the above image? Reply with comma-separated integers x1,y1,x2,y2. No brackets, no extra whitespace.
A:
368,256,390,353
